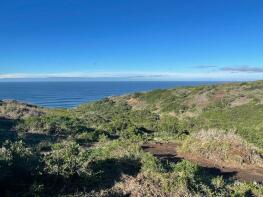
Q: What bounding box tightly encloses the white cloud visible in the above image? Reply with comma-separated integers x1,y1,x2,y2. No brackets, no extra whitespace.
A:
0,70,262,81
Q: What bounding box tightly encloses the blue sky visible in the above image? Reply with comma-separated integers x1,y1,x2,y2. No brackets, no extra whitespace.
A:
1,0,263,81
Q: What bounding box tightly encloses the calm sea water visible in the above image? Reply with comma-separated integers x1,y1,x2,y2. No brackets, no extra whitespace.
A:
0,81,221,108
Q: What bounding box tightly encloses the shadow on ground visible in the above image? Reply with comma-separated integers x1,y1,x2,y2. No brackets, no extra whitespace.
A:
41,157,141,196
0,117,18,144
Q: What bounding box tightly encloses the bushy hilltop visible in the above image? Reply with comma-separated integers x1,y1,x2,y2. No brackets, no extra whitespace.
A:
0,80,263,196
124,80,263,147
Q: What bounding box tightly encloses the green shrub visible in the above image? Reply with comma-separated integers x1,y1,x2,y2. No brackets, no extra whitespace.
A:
194,104,263,148
0,140,40,194
0,140,35,171
20,112,90,134
141,152,163,173
44,142,88,177
158,115,183,135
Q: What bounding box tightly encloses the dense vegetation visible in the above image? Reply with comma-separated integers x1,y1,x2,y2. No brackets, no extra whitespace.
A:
1,81,263,196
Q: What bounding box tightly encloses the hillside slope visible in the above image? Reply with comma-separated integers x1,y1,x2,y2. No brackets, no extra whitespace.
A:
0,80,263,196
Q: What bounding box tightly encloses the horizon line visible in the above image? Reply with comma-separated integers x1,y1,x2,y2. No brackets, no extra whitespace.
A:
0,71,262,82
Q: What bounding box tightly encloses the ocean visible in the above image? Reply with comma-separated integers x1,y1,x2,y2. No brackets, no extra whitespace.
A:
0,81,221,108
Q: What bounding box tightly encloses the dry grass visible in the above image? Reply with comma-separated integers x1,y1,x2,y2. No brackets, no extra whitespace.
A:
126,97,148,110
83,173,193,197
0,100,45,119
180,129,263,168
112,173,194,197
193,93,210,108
114,173,167,197
230,96,252,107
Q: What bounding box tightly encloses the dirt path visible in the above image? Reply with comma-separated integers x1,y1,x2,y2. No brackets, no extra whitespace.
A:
142,142,263,183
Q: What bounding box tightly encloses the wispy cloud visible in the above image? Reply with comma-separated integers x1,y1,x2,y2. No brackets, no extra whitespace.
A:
0,70,262,81
0,72,183,80
221,65,263,73
194,65,218,69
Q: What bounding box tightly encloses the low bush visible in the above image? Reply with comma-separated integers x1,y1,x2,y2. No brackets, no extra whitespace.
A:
44,142,88,177
19,112,90,134
0,140,40,194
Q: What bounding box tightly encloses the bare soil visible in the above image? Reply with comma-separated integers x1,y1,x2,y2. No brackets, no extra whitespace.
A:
142,142,263,183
